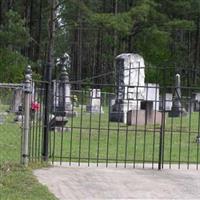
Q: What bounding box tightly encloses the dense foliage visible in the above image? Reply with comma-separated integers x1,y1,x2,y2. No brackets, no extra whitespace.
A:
0,0,200,84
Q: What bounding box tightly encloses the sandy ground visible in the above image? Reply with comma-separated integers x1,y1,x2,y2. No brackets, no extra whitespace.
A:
34,163,200,200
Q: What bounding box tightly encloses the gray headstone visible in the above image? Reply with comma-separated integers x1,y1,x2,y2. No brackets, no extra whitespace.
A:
169,74,187,117
53,66,76,117
50,66,75,132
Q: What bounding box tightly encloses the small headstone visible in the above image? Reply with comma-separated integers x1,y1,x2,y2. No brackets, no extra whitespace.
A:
192,93,200,112
169,74,187,117
86,89,104,113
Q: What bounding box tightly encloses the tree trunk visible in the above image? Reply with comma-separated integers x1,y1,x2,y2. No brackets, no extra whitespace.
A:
28,0,34,59
194,15,200,84
47,0,56,66
34,0,42,61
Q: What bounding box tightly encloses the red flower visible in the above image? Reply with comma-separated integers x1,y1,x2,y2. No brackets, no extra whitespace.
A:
31,102,40,111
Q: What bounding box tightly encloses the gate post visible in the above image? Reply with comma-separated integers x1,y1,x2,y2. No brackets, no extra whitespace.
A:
42,63,52,161
21,66,32,166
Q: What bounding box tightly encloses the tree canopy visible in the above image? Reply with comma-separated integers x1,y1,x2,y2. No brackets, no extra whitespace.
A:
0,0,200,84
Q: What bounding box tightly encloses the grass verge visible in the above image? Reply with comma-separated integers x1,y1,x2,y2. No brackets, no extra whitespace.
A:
0,109,57,200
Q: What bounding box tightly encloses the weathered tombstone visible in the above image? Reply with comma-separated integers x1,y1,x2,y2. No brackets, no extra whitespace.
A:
11,89,23,113
86,89,104,113
52,66,76,117
14,97,24,123
50,67,69,131
110,53,146,123
169,74,187,117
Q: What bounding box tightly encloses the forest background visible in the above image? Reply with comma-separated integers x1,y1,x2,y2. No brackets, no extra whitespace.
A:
1,0,200,87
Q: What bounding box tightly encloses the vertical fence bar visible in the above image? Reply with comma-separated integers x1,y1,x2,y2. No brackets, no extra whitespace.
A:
158,125,164,170
42,63,52,161
21,67,32,166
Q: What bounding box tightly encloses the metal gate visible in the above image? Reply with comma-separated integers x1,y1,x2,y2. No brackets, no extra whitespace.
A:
28,61,200,170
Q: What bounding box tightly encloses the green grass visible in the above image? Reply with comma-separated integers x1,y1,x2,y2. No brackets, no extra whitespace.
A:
30,106,200,166
0,106,57,200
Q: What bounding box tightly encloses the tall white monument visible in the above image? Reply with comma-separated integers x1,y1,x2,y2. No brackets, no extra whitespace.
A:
110,53,146,123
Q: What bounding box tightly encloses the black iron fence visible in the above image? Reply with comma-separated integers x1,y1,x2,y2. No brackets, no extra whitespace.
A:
28,63,200,170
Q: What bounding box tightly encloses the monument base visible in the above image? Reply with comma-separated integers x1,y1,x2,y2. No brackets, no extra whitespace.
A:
109,111,124,122
168,106,187,117
127,110,162,126
109,100,141,123
54,127,71,132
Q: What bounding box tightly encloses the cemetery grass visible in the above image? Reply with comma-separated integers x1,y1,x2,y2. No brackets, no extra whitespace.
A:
0,107,57,200
48,107,200,166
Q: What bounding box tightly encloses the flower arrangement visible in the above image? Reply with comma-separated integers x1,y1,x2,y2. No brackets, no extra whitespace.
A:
31,101,40,112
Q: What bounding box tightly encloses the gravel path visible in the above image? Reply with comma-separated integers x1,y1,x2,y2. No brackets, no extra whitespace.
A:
34,163,200,200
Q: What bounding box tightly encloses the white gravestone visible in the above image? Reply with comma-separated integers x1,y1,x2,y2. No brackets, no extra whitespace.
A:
145,83,159,111
110,53,146,123
165,93,173,111
86,89,104,113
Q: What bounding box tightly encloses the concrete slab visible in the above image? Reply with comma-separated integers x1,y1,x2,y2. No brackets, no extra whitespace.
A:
34,164,200,200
